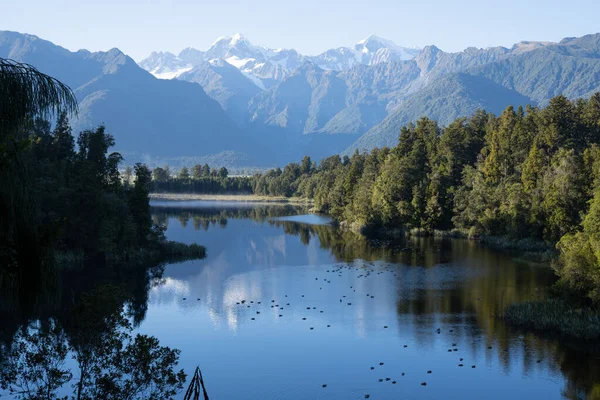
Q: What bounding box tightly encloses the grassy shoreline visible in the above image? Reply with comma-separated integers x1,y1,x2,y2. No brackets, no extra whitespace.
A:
502,299,600,340
55,241,206,269
343,221,554,258
150,193,313,204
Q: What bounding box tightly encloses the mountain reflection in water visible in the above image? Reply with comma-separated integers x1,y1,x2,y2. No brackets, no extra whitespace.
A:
143,202,600,400
2,202,600,400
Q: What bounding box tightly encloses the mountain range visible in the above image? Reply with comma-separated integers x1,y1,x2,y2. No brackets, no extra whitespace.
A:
139,34,420,85
2,30,600,168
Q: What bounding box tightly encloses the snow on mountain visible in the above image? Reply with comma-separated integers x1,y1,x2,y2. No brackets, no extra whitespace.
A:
311,35,420,70
137,51,192,79
139,33,291,89
138,34,419,88
261,48,305,70
178,47,205,65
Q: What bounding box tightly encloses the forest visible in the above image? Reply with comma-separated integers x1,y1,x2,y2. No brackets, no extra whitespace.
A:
158,94,600,306
0,58,208,399
151,164,253,194
1,109,205,273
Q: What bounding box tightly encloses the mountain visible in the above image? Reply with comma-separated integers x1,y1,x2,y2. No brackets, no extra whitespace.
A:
139,33,297,90
311,35,420,71
138,34,421,132
346,73,532,152
467,35,600,104
136,32,600,162
346,33,600,152
138,33,419,87
247,59,421,136
203,33,289,89
5,30,600,169
247,62,347,133
243,41,535,141
179,59,261,125
137,51,192,79
0,31,255,164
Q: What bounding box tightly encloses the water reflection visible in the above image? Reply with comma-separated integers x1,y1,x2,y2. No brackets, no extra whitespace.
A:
3,202,600,399
0,284,186,400
143,202,600,400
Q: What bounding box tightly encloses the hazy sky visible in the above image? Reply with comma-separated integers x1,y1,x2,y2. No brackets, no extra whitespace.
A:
2,0,599,61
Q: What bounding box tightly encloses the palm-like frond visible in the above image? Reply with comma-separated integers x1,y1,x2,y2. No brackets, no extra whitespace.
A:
0,58,78,272
0,57,78,134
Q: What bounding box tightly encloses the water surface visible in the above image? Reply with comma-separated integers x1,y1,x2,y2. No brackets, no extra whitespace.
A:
139,202,599,399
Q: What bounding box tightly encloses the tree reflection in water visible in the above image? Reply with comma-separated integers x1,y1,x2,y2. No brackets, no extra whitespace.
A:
4,203,600,399
152,204,600,400
1,283,186,400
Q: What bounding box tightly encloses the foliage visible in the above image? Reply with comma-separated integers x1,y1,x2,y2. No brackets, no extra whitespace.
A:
0,58,77,137
1,111,206,272
154,93,600,304
555,189,600,303
502,299,600,340
0,285,186,400
0,58,78,290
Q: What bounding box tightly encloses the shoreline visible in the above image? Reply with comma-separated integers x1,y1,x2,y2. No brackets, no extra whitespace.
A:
340,221,554,257
150,193,313,204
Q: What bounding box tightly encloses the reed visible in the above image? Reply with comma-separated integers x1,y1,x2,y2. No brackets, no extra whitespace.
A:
503,299,600,340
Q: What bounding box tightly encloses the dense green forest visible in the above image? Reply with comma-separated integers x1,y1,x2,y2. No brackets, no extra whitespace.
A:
156,94,600,304
0,58,203,399
1,112,205,272
151,164,254,193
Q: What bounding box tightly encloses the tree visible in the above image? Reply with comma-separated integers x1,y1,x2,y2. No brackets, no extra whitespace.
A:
122,166,133,188
556,188,600,304
0,58,77,272
130,164,153,243
0,321,71,400
0,58,77,152
0,285,187,400
178,167,190,180
541,150,588,241
192,164,203,179
300,156,313,175
152,167,169,183
53,111,75,162
218,167,228,179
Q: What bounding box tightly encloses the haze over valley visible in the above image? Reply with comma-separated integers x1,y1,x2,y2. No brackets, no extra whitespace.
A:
3,30,600,168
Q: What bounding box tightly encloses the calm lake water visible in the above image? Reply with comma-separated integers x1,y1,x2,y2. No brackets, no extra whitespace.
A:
137,201,600,400
2,201,599,399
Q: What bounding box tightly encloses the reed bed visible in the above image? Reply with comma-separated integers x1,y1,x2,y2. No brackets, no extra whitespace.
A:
503,299,600,340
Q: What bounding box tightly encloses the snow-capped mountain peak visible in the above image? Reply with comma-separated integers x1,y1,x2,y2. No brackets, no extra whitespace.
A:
354,35,420,61
356,35,400,53
205,33,265,65
309,35,420,71
138,51,192,79
138,34,421,87
211,32,249,47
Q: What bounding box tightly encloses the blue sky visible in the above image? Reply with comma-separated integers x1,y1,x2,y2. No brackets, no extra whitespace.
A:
1,0,599,61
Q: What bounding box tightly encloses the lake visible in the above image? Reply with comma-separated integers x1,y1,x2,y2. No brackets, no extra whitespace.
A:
139,201,598,399
1,201,598,400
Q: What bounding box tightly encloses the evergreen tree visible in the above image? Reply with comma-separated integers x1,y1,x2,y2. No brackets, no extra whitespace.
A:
178,166,190,180
130,163,153,244
192,164,203,179
218,167,228,179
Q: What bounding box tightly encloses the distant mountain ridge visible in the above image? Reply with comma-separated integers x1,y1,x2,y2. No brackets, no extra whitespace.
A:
348,33,600,152
139,33,420,88
0,30,259,164
142,33,600,147
3,30,600,169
